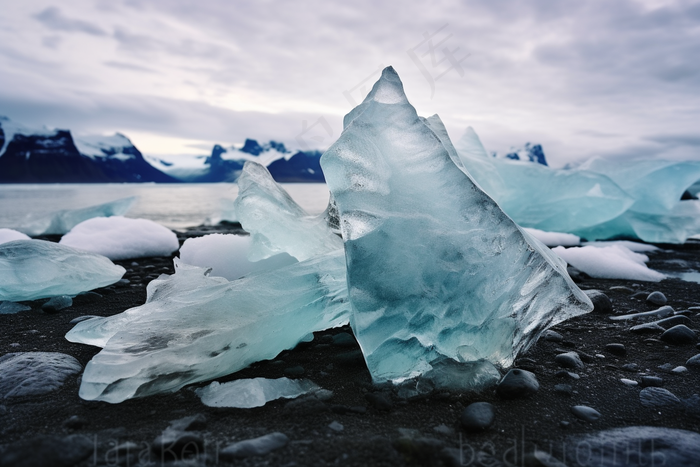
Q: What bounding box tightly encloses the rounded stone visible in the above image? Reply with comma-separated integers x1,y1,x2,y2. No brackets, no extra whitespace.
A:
555,352,585,369
640,387,680,408
542,330,563,343
460,402,495,431
584,290,613,314
646,291,667,306
640,376,663,387
496,369,539,399
660,325,696,345
604,343,626,357
686,354,700,369
571,405,601,422
41,295,73,314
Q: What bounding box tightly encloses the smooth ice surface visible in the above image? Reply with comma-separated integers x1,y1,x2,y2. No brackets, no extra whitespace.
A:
522,228,580,247
553,245,665,281
0,352,82,398
196,377,320,408
66,253,349,403
0,301,31,314
0,229,30,245
0,240,125,302
13,197,136,236
454,128,700,243
320,67,592,384
60,216,179,260
179,234,297,281
234,162,342,261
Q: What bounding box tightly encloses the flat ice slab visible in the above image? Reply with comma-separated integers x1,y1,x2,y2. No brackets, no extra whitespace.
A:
196,377,320,408
60,216,179,260
0,240,125,302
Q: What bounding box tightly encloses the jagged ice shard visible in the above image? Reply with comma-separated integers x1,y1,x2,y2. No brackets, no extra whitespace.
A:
0,240,124,302
320,67,593,383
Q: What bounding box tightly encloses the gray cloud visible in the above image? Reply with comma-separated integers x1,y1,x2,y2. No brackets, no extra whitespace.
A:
34,7,107,36
104,60,158,74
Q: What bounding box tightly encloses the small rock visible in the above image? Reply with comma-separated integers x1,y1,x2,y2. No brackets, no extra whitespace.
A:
555,370,580,380
554,384,573,396
604,343,626,357
672,366,688,374
567,266,588,282
660,325,697,345
152,430,204,460
656,315,692,328
641,376,664,387
577,351,595,363
62,415,88,430
630,322,665,334
460,402,495,431
560,420,571,428
68,315,99,325
542,330,563,343
647,291,667,306
612,306,674,321
686,354,700,369
620,378,638,387
331,332,356,347
115,278,130,287
328,421,344,432
640,387,681,408
0,435,93,467
496,369,539,399
555,352,584,369
220,432,288,460
365,392,393,411
41,295,72,313
571,405,601,422
621,363,639,372
433,424,454,436
585,290,613,314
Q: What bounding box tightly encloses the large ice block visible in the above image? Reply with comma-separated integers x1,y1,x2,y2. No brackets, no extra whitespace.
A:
0,240,125,302
234,161,342,261
14,196,136,236
320,67,592,384
66,253,350,403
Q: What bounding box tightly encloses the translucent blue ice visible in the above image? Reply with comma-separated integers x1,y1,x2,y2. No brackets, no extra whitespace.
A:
66,254,350,403
13,196,137,236
195,377,321,408
320,67,592,384
0,240,125,302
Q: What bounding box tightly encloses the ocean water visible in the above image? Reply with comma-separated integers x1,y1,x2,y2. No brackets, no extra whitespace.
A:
0,183,330,231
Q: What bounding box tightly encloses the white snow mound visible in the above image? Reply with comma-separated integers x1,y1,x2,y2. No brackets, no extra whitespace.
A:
0,229,30,245
553,245,665,282
523,228,580,247
179,234,297,281
60,216,179,260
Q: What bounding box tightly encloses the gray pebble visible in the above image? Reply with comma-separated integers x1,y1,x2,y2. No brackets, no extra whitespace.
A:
496,369,539,399
656,315,692,328
686,354,700,369
331,332,356,347
641,376,664,387
630,323,665,334
554,384,573,396
585,290,613,314
542,330,563,342
328,421,344,432
571,405,601,422
555,370,580,380
42,295,72,313
555,352,584,369
461,402,495,431
621,363,639,372
647,291,667,306
660,325,697,345
640,387,681,408
604,343,626,356
220,432,288,459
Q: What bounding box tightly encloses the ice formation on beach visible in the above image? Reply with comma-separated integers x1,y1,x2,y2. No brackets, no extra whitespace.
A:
0,228,30,245
454,128,700,243
14,196,136,236
179,234,297,281
233,161,342,261
0,240,124,302
67,66,595,402
196,377,320,408
553,244,665,282
59,216,179,260
66,254,350,402
320,67,592,383
522,228,580,247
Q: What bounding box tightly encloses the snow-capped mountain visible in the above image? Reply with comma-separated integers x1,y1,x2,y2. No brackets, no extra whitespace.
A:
497,143,548,166
0,117,178,183
150,139,326,183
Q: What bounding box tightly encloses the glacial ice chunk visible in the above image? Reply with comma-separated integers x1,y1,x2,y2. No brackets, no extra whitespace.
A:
14,196,136,236
195,377,320,408
522,228,580,247
179,234,297,281
0,301,31,314
0,228,30,245
59,216,179,260
0,352,82,398
320,67,593,384
66,253,349,403
0,240,125,302
552,245,665,282
234,161,342,261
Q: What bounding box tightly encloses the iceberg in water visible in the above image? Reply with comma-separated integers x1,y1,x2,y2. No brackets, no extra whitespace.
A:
320,67,593,384
0,240,125,302
196,377,320,408
233,161,342,261
13,196,137,236
66,254,350,403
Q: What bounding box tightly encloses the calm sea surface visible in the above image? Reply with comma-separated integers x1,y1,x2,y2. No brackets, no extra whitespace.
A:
0,183,330,230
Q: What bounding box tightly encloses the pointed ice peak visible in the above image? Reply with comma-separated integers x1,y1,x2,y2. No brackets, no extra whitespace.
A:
457,127,490,159
343,66,410,129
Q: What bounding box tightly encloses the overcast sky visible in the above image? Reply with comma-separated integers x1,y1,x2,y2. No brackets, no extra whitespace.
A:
1,0,699,167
